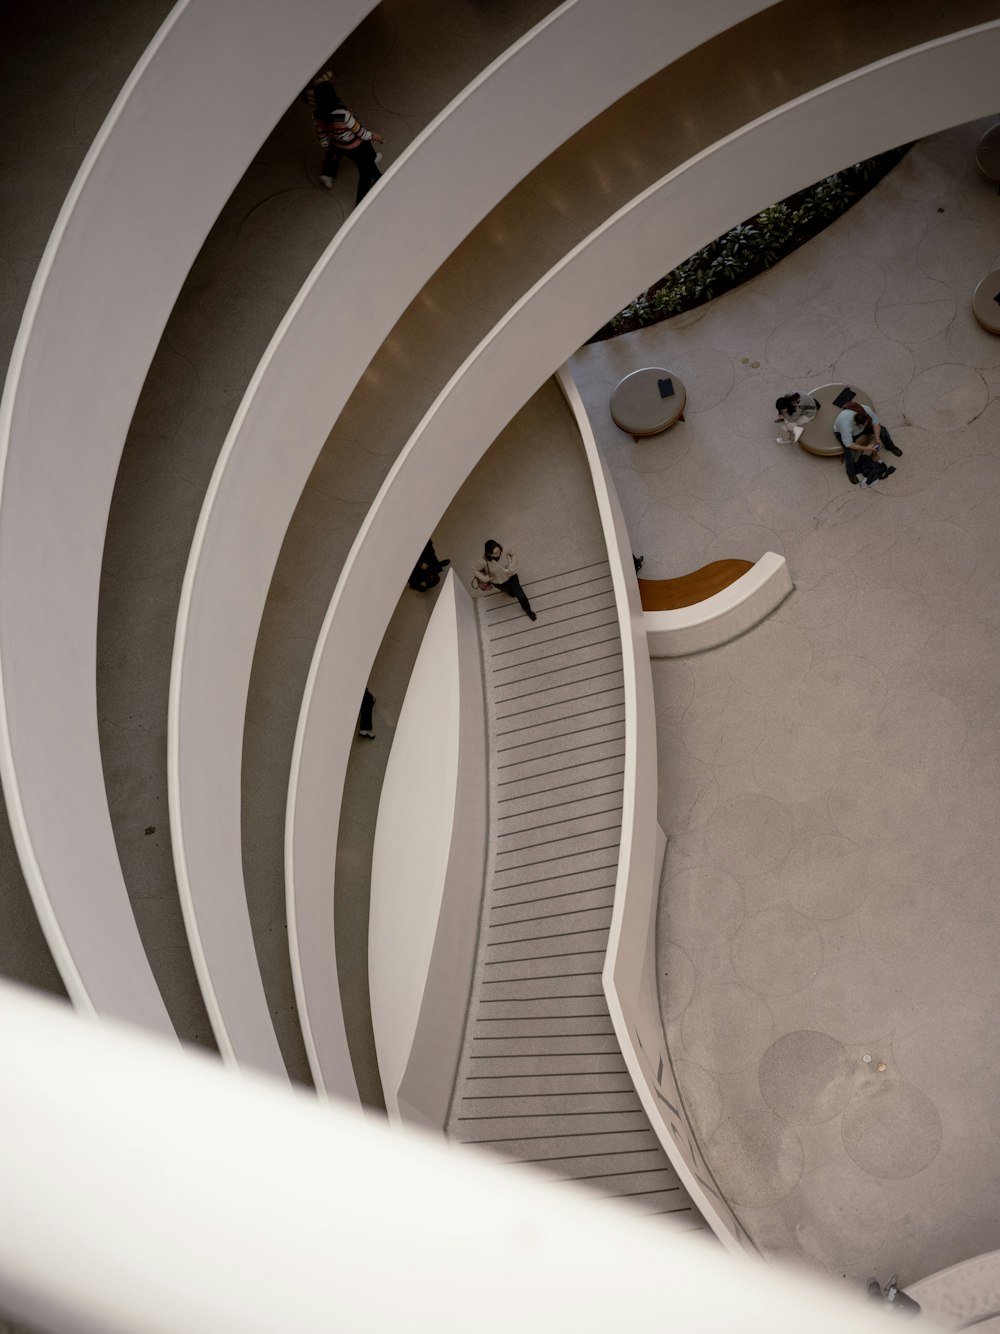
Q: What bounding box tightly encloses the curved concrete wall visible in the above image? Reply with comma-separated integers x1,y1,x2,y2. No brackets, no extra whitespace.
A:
369,571,486,1130
908,1250,1000,1329
170,0,775,1094
0,0,376,1043
644,553,793,658
287,20,1000,1127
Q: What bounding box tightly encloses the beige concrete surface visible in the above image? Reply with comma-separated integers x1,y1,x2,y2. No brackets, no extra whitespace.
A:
570,120,1000,1289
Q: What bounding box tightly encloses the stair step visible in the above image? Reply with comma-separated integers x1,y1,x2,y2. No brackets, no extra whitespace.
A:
487,905,613,945
491,638,624,688
517,1146,669,1176
461,1071,633,1098
478,973,606,1003
496,700,625,748
454,1109,653,1142
495,678,623,725
461,1052,627,1079
489,618,621,670
496,753,626,802
495,822,622,870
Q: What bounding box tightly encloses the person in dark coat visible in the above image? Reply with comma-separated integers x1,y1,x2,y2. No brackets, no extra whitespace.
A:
408,539,450,592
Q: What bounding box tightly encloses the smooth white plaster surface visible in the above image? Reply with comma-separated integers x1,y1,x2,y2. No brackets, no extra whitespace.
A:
369,570,485,1126
0,0,377,1060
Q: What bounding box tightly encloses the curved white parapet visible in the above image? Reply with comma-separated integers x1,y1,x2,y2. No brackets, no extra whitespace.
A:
0,0,376,1048
907,1251,1000,1329
0,981,895,1334
556,366,753,1250
643,553,793,658
171,0,775,1097
287,19,1000,1181
369,571,486,1131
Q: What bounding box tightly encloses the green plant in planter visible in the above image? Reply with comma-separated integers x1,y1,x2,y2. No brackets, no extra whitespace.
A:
851,156,882,183
592,144,910,340
812,173,854,216
756,204,793,263
789,195,816,229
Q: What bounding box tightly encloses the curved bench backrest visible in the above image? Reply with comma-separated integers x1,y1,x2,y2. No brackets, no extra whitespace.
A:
643,554,793,658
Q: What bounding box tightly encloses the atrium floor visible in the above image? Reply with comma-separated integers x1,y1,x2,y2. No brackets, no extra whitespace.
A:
570,119,1000,1290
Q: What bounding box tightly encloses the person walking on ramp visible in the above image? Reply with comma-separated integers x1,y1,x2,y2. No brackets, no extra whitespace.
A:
312,81,384,205
473,540,537,621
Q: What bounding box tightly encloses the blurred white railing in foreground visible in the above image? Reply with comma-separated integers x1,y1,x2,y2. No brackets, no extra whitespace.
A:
644,553,793,658
0,980,912,1334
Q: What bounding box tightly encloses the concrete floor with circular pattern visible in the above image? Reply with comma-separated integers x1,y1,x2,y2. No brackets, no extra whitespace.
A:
570,117,1000,1291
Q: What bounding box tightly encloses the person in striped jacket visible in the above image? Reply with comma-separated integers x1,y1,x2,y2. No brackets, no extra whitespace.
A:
312,80,384,205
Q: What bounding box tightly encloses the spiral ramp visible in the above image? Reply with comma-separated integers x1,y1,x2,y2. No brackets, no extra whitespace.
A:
2,0,1000,1324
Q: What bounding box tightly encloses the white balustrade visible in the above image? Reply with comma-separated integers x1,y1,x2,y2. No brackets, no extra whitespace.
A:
369,571,486,1130
0,0,377,1053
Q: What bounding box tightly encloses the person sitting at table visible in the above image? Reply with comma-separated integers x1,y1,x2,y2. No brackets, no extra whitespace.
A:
833,400,903,457
774,391,819,443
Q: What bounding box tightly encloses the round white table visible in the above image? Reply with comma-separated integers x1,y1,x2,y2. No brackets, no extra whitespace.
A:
610,367,687,438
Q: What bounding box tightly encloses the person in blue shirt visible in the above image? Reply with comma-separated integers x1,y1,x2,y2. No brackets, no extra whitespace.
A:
833,401,903,456
834,401,902,487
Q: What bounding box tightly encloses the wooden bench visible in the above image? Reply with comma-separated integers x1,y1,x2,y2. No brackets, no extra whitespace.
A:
640,553,793,657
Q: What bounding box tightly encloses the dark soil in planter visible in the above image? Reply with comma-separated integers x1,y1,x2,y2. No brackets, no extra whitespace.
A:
588,145,911,342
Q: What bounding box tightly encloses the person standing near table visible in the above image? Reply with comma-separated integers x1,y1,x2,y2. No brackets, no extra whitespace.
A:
776,391,819,423
775,391,820,444
312,81,384,205
473,540,536,621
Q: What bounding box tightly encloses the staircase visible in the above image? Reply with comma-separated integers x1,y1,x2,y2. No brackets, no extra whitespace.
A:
447,561,700,1222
